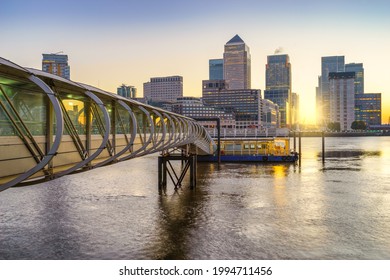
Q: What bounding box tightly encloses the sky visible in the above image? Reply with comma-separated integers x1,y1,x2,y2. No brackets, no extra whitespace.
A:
1,0,390,124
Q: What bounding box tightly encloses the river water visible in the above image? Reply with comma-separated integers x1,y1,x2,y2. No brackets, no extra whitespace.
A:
1,136,390,260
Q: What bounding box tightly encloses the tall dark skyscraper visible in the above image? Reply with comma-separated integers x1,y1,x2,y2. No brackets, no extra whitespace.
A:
345,63,364,94
42,53,70,79
265,54,291,90
264,54,292,127
223,35,251,90
209,59,224,80
316,56,345,126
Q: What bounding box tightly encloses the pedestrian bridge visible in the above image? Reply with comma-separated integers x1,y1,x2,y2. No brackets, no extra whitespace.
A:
0,57,216,192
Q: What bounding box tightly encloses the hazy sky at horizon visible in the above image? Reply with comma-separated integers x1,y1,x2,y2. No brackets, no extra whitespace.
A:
1,0,390,124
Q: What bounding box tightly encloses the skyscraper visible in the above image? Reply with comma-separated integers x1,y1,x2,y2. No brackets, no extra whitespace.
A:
291,92,299,126
345,63,364,94
117,84,137,99
209,59,224,80
143,76,183,102
42,53,70,79
264,54,292,127
316,56,345,126
329,72,355,131
265,54,291,90
223,35,251,90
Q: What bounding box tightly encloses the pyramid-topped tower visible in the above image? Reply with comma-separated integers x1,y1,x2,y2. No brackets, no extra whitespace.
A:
226,34,245,45
223,35,251,89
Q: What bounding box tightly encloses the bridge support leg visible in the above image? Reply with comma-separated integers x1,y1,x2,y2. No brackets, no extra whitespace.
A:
189,154,197,189
158,154,197,192
158,156,167,193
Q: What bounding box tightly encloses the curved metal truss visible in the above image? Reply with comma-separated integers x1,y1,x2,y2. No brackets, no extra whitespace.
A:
0,57,216,192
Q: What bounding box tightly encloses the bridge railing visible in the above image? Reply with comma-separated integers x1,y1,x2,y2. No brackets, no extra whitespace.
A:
0,57,216,192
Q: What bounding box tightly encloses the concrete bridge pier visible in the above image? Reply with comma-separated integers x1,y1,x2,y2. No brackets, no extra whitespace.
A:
158,153,197,193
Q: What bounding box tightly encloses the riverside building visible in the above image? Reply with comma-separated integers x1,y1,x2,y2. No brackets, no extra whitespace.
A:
172,97,236,128
329,72,355,131
117,84,137,99
202,80,261,129
143,76,183,102
42,53,70,79
316,56,345,126
355,93,382,126
261,99,280,129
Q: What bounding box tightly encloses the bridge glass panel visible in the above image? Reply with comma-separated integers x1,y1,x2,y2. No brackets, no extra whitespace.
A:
0,76,47,136
0,75,49,183
57,93,88,135
162,114,172,145
151,112,164,149
115,104,132,135
134,107,151,143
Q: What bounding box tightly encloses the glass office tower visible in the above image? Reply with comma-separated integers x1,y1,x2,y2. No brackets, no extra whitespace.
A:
317,56,345,125
266,54,291,90
345,63,364,94
209,59,224,80
223,35,251,90
264,54,291,127
264,89,289,127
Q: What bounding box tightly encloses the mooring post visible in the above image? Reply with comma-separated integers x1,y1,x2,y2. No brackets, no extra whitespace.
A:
322,131,325,163
298,131,302,166
217,118,221,165
162,158,167,190
189,155,195,189
158,156,162,191
193,155,197,188
293,131,296,152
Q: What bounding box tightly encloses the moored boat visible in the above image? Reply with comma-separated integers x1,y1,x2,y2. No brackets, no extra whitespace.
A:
198,137,298,162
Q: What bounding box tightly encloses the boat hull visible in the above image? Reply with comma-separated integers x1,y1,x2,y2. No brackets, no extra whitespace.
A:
197,154,298,163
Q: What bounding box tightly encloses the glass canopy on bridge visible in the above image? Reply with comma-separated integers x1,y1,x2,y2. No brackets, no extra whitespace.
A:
0,57,216,192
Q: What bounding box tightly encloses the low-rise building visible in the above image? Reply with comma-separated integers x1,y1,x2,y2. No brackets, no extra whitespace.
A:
202,80,261,129
355,93,381,126
172,97,236,128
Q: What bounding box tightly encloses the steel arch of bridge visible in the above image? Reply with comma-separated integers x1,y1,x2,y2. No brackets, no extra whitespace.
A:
0,57,215,192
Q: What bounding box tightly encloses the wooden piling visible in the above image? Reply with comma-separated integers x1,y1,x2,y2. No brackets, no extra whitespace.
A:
322,131,325,163
298,131,302,166
293,131,296,152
